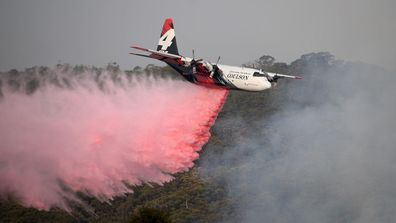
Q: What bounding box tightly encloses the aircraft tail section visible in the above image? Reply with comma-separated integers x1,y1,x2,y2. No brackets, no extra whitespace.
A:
157,18,179,55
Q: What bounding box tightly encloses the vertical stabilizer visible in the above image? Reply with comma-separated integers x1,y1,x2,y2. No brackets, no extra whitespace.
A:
156,18,179,55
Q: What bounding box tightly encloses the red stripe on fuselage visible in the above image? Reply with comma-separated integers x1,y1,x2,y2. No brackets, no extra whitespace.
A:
194,64,215,84
195,74,215,85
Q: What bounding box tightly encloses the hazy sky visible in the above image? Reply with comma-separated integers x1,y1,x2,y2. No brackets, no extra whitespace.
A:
1,0,395,71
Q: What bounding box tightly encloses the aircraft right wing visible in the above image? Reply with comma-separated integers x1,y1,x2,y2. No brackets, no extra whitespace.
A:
267,72,303,80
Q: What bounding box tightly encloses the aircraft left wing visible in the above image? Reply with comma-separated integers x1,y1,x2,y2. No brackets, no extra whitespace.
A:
130,45,182,60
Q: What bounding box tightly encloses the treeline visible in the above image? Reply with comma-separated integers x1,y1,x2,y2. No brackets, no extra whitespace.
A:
0,52,342,223
0,62,183,97
0,51,337,96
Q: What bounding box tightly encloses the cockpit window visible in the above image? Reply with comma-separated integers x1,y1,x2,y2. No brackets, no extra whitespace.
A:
253,72,266,77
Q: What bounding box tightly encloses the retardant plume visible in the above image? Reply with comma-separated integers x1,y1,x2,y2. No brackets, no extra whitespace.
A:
0,65,228,211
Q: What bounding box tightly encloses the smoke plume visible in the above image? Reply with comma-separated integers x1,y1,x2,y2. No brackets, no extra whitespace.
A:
203,57,396,223
0,66,228,211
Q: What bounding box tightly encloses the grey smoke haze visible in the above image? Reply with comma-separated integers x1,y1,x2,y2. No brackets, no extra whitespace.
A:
0,0,395,71
203,60,396,222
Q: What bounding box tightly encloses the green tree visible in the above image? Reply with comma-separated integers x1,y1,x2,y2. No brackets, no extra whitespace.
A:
130,207,173,223
243,55,275,70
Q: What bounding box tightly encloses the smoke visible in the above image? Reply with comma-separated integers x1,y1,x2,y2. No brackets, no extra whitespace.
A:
0,66,228,211
204,58,396,223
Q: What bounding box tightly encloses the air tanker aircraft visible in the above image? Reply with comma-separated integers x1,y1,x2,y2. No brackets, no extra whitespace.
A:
130,18,301,91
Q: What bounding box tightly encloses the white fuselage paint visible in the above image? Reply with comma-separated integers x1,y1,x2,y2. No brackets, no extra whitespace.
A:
216,64,272,91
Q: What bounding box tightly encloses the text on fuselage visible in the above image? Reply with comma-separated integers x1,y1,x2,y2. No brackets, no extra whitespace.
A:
226,71,249,80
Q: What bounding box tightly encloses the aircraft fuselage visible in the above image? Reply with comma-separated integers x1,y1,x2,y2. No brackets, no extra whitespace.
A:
130,18,301,91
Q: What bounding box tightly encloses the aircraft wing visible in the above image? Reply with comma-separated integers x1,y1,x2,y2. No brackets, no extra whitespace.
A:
267,72,303,80
130,45,182,60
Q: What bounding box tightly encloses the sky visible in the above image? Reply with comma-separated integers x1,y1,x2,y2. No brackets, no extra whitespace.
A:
0,0,395,71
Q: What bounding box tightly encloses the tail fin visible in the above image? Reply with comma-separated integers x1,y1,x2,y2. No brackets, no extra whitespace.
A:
156,18,179,55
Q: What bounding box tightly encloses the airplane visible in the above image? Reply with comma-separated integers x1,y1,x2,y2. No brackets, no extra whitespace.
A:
130,18,302,91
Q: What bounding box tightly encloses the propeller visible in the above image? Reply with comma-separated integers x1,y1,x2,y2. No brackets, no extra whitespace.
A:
215,56,221,66
191,49,203,74
212,56,221,73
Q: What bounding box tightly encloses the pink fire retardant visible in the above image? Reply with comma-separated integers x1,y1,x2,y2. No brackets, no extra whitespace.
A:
0,70,228,211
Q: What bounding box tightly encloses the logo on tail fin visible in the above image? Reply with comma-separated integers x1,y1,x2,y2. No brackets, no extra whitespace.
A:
158,29,175,52
157,18,179,55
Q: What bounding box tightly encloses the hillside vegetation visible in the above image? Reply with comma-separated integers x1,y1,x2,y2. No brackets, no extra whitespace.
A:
0,52,357,222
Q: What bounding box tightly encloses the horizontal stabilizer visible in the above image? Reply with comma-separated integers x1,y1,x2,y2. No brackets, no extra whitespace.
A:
130,45,182,59
129,52,151,58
